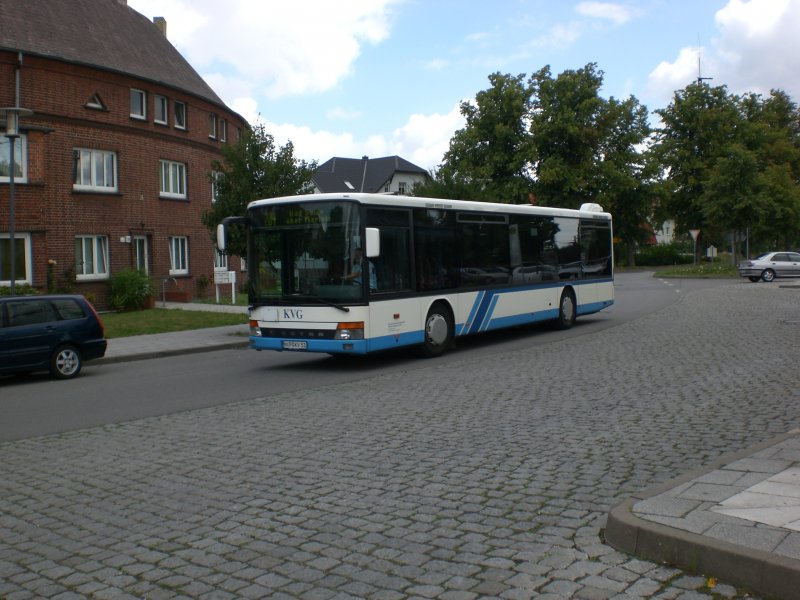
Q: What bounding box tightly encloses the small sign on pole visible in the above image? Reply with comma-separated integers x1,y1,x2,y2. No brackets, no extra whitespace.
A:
689,229,701,264
214,270,236,304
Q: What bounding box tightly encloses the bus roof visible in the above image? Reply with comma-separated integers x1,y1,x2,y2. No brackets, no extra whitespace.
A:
246,193,611,219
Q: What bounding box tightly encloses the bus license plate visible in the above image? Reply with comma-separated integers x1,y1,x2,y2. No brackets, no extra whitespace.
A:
282,340,307,350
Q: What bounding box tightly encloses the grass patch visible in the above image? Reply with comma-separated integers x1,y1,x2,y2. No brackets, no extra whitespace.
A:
101,308,248,339
654,262,739,278
192,295,250,306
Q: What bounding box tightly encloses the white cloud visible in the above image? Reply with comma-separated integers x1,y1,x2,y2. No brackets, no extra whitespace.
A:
128,0,399,103
261,103,465,171
646,0,800,104
576,2,637,25
326,107,362,121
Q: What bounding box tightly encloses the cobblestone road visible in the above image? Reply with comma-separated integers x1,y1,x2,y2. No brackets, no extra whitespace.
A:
1,282,799,599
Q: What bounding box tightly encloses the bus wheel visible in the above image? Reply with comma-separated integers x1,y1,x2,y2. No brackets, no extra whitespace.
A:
421,303,453,358
555,289,576,330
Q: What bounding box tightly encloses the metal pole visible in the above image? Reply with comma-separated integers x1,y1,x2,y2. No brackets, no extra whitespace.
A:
8,134,15,295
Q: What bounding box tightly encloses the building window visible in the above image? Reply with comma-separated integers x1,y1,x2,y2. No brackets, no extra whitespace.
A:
214,249,228,270
174,100,187,129
154,94,168,125
159,160,187,199
0,134,27,183
211,170,222,203
133,235,149,274
0,233,32,285
130,89,146,120
220,118,227,142
208,113,217,139
75,235,109,280
73,149,117,191
169,236,189,275
398,181,407,194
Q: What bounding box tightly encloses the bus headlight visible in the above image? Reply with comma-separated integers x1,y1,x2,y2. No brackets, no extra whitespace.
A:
249,320,262,336
334,321,364,340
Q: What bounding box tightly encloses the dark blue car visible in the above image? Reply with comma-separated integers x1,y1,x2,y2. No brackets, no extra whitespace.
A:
0,295,107,379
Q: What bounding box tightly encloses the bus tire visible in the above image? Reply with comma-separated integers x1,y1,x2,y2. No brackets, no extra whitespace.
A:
421,302,453,358
555,288,576,330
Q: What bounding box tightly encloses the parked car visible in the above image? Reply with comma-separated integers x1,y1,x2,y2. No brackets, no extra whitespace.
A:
0,294,107,379
738,251,800,282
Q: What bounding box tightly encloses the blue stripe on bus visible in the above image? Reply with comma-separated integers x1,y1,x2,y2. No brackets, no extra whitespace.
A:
461,291,485,335
468,291,496,334
479,294,501,332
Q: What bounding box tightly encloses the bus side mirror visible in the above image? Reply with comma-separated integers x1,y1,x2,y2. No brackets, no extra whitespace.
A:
365,227,380,258
216,223,226,252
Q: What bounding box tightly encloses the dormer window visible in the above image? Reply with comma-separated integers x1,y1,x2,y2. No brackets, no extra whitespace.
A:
85,93,106,111
130,89,146,120
154,94,168,125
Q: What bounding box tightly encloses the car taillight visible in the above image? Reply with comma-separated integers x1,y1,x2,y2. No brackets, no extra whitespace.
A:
84,296,104,337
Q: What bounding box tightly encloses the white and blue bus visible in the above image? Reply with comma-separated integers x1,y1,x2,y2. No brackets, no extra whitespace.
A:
218,193,613,357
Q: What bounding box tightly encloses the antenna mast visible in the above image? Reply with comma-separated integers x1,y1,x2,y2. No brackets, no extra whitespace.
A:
697,39,712,84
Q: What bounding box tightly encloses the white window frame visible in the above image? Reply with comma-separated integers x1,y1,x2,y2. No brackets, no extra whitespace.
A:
168,236,189,275
73,148,117,192
75,235,109,281
130,89,146,120
211,170,222,203
0,233,33,286
208,113,217,139
133,235,149,274
220,118,227,142
159,159,187,199
0,134,27,183
214,249,228,270
174,100,187,130
154,94,168,125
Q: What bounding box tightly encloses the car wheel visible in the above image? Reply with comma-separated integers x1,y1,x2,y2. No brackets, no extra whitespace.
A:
421,303,453,358
555,288,576,330
761,269,776,283
50,345,82,379
748,276,760,282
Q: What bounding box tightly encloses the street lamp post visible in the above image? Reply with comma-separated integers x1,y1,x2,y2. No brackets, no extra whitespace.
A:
2,106,33,296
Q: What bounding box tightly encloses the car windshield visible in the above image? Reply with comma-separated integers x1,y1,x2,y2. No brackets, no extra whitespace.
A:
247,201,366,304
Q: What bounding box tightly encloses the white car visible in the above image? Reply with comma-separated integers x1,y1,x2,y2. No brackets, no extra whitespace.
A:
738,251,800,282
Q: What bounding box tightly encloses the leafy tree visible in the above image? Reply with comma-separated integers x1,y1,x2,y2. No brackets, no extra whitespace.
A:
202,123,317,257
655,83,800,259
429,72,533,202
528,63,606,208
653,82,741,252
738,91,800,252
594,96,654,265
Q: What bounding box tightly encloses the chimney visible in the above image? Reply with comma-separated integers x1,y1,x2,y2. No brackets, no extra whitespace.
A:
153,17,167,37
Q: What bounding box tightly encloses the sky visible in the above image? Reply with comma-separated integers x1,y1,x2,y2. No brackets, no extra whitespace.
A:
126,0,800,171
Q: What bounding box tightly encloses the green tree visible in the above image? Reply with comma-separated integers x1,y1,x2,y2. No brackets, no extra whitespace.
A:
528,63,606,208
429,72,533,202
738,91,800,251
653,82,741,251
594,96,654,265
202,123,317,257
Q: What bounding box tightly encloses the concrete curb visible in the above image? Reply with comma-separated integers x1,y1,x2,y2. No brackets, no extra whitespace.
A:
96,339,249,365
605,430,800,600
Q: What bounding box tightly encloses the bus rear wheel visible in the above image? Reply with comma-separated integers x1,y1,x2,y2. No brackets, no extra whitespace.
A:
421,303,453,358
555,289,576,330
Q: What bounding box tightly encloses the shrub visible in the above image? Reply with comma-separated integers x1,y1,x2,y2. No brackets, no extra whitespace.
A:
108,269,154,311
0,284,39,297
635,243,693,266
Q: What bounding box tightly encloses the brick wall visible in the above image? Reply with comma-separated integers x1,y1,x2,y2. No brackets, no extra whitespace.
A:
0,52,248,307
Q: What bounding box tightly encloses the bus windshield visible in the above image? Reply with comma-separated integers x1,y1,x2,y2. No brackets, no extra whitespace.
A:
248,200,366,304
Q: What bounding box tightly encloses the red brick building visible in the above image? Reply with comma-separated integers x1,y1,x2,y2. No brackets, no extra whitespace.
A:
0,0,248,306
